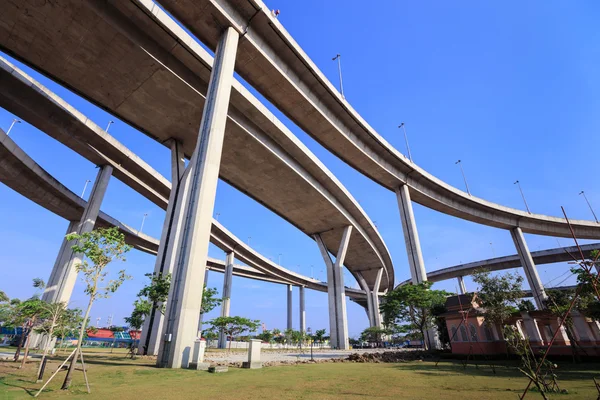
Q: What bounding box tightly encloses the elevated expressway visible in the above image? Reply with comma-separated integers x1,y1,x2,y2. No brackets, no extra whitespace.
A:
398,243,600,287
0,0,393,294
0,43,376,354
0,126,367,300
150,0,600,240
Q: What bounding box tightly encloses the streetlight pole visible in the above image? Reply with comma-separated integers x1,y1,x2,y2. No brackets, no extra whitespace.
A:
139,213,148,234
80,179,91,198
398,123,413,162
105,120,114,133
215,212,220,221
579,191,599,223
455,160,471,195
248,236,252,246
489,242,496,258
332,54,345,99
310,265,314,279
278,253,282,266
6,119,21,136
513,180,531,213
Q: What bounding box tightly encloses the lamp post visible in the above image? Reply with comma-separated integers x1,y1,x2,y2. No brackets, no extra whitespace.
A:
489,242,496,258
278,253,282,266
6,119,21,136
139,213,148,234
105,120,114,133
398,123,413,162
455,160,471,195
332,54,345,99
514,180,531,214
215,212,220,221
248,236,252,246
579,191,599,223
80,179,91,198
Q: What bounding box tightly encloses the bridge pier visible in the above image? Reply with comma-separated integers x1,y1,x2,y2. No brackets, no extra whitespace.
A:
42,165,112,304
299,286,306,333
287,284,293,331
356,272,374,327
140,139,185,356
371,269,383,327
395,184,427,284
315,225,352,350
457,276,467,294
197,268,210,336
218,251,234,349
510,227,547,309
157,27,239,369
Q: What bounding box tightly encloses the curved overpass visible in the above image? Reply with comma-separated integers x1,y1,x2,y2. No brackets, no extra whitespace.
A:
0,125,367,301
149,0,600,240
397,242,599,286
0,0,392,291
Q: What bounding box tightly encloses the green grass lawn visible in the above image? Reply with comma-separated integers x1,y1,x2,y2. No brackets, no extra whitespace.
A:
1,350,599,399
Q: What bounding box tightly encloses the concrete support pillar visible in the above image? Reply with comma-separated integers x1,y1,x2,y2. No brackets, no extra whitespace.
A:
571,311,595,342
521,312,543,345
589,321,600,341
140,139,185,355
157,27,239,369
371,268,383,328
286,284,293,331
299,286,306,333
395,185,427,284
218,251,234,349
42,165,112,304
197,268,210,336
356,272,374,327
315,226,352,350
510,227,547,310
457,276,467,295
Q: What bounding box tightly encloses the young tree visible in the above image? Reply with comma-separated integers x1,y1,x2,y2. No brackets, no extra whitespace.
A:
201,286,222,315
208,316,260,350
15,297,46,366
381,281,450,350
35,301,67,378
256,330,274,344
138,272,171,315
314,329,326,348
360,327,389,347
472,269,523,326
61,227,131,390
54,308,83,353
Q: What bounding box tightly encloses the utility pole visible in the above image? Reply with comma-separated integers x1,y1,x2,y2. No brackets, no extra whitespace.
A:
6,119,21,136
332,54,345,99
455,160,471,195
105,120,114,133
139,213,148,234
398,123,413,162
80,179,91,198
514,180,531,214
579,191,599,223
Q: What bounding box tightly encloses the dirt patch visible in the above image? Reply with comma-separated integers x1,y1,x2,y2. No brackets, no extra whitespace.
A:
345,351,433,363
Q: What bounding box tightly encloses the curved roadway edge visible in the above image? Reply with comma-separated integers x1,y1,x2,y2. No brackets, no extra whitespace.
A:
0,0,393,291
0,57,170,209
0,127,367,301
397,243,600,286
0,128,158,254
155,0,600,239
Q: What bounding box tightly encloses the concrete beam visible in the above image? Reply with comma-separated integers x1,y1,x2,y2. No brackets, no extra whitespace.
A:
157,27,239,369
457,276,467,295
42,165,112,304
299,286,306,333
371,269,383,328
287,284,293,331
511,227,548,309
140,140,186,355
218,251,234,349
356,272,374,327
396,184,427,284
315,226,352,349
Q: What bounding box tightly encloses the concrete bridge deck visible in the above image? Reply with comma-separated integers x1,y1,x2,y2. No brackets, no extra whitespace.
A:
152,0,600,240
0,0,393,291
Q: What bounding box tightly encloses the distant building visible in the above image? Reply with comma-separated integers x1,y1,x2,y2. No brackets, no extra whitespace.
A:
441,294,600,356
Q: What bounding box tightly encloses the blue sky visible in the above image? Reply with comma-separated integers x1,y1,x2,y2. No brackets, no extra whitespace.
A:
1,1,599,338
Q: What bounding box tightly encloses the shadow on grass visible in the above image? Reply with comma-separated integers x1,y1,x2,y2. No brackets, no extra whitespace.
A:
394,360,600,382
0,377,38,397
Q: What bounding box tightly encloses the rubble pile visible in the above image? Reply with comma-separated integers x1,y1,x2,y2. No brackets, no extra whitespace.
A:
346,351,432,363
